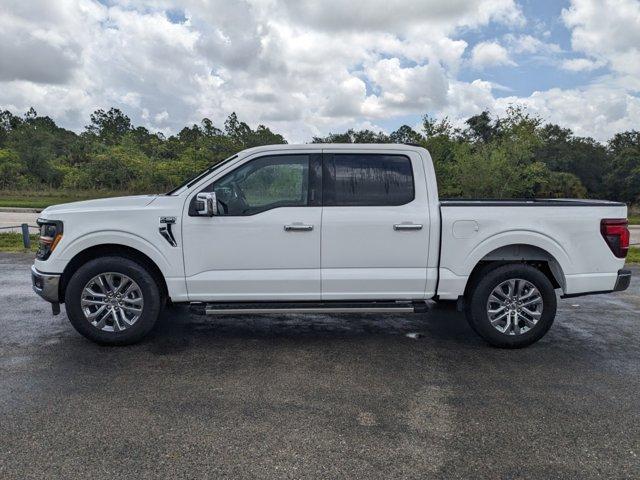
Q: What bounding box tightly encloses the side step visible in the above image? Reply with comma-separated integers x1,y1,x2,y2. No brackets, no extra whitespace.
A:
189,300,430,315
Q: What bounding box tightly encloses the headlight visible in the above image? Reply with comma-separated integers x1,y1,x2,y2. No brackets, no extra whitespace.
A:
36,219,63,260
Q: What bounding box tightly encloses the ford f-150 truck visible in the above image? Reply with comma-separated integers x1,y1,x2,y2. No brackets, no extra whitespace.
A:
31,144,632,348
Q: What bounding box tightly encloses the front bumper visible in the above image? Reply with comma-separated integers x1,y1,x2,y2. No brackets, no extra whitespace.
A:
31,265,61,303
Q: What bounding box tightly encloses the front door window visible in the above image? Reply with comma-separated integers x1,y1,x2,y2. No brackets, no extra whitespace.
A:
212,154,310,216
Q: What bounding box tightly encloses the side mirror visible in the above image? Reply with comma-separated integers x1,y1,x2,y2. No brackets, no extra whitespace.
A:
195,192,218,216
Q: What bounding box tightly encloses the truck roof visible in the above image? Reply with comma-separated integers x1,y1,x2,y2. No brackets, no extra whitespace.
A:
237,143,428,155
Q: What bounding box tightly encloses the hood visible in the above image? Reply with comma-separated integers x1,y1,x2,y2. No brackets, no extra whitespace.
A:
41,195,158,217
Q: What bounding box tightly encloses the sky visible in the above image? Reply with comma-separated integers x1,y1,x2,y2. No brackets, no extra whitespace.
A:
0,0,639,142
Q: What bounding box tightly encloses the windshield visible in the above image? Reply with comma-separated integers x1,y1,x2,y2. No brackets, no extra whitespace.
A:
166,154,238,195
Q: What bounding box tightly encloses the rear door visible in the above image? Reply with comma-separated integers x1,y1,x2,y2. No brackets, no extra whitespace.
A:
320,149,431,300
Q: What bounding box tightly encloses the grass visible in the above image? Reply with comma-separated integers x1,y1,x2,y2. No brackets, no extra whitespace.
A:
0,233,38,253
627,247,640,265
629,206,640,225
0,190,134,209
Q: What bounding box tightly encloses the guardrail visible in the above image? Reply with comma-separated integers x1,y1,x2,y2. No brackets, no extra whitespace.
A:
0,223,38,248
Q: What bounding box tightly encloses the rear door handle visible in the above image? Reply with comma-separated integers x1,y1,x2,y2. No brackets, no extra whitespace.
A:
394,223,423,231
284,223,314,232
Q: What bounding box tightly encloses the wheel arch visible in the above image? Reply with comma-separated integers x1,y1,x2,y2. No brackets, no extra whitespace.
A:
59,244,169,303
464,243,566,297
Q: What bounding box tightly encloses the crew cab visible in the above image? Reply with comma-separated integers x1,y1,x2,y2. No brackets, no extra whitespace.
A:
31,144,632,348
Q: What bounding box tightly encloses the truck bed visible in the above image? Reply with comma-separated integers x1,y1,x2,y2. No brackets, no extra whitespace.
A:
436,199,628,300
440,198,626,207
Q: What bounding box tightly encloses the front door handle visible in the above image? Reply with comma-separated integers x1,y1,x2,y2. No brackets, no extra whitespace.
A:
394,223,423,231
284,223,314,232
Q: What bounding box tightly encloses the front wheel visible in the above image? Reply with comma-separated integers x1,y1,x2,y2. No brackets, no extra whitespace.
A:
465,264,557,348
64,256,162,345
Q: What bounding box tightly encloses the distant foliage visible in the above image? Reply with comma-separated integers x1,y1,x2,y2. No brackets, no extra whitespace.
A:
315,106,640,203
0,106,638,203
0,108,286,193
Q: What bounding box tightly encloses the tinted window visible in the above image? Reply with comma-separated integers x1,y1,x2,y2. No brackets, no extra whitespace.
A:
211,154,310,215
323,154,414,206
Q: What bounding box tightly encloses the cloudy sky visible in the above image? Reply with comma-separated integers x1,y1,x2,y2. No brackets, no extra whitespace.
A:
1,0,639,142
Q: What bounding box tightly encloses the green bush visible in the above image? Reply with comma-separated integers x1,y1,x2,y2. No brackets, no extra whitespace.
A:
0,106,638,206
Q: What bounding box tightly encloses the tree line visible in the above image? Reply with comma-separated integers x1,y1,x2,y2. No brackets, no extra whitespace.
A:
0,106,638,203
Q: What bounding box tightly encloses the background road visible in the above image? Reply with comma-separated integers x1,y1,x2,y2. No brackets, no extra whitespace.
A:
1,253,639,479
0,211,40,233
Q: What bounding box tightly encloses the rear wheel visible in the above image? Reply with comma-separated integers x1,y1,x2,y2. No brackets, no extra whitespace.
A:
64,256,162,345
465,264,557,348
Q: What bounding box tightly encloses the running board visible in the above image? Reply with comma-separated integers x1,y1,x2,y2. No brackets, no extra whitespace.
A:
189,301,429,315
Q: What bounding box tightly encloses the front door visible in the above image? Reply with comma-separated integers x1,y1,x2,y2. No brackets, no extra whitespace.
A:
320,150,431,300
182,152,322,302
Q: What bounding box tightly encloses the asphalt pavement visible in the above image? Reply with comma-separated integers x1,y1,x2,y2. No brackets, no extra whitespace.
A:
1,253,639,479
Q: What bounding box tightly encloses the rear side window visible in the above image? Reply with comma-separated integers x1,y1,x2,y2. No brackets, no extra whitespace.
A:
323,154,414,206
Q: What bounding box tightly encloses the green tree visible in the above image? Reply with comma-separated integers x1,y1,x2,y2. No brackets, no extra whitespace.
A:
224,112,286,147
7,109,68,186
0,110,22,148
538,172,588,198
389,125,423,144
535,124,607,198
606,131,640,203
465,110,500,143
82,144,153,190
0,105,635,205
86,108,133,145
0,149,26,188
312,128,390,143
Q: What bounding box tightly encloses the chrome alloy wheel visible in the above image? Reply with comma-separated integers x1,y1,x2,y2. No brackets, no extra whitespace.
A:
80,273,144,332
486,278,543,335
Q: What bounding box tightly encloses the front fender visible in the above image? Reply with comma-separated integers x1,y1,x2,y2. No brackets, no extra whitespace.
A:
35,230,174,277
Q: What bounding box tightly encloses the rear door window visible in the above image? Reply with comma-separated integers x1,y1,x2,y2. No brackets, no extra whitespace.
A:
323,154,414,206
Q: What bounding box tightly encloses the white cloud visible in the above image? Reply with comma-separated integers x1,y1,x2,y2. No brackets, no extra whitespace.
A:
470,41,516,68
322,77,367,118
562,0,640,78
361,59,449,117
493,86,640,140
504,34,561,55
0,0,636,143
277,0,524,32
429,77,640,142
561,58,605,71
0,0,94,84
154,110,169,123
3,0,520,140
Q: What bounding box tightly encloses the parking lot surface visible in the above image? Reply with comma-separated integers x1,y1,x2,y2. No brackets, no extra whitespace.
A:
1,253,639,479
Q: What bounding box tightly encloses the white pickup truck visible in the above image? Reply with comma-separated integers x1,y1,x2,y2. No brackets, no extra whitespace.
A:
31,144,631,348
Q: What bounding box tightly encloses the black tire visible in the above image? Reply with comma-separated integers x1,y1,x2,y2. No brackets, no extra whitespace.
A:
64,256,162,345
465,263,557,348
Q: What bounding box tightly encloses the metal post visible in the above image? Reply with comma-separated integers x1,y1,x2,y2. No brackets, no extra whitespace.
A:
21,223,30,249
